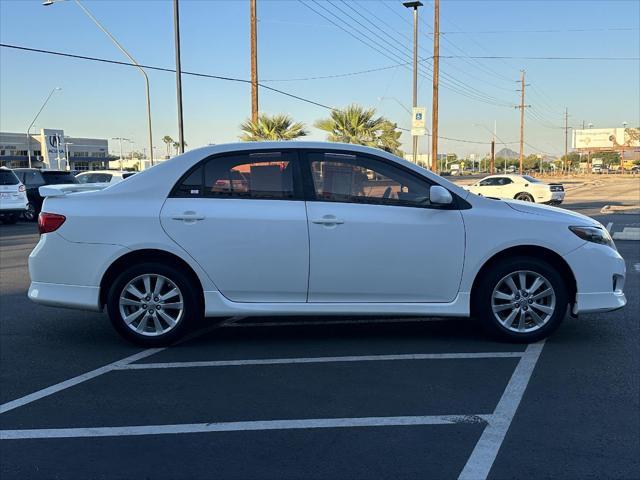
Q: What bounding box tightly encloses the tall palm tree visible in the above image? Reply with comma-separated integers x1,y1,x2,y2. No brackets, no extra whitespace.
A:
162,135,174,158
239,114,308,141
314,104,402,156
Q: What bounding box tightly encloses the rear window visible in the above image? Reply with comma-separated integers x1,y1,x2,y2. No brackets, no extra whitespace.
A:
522,175,542,183
0,170,19,185
41,172,79,185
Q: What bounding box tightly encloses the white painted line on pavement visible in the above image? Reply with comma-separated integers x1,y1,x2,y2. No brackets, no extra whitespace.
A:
0,318,245,415
606,222,613,233
0,414,493,440
0,348,163,415
225,317,453,328
116,351,524,370
458,341,545,480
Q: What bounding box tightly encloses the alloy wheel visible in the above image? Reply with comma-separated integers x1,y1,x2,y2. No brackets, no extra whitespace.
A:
24,203,36,221
118,274,184,336
491,270,556,333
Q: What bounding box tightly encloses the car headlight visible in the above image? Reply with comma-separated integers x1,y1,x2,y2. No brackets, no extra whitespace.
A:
569,225,616,250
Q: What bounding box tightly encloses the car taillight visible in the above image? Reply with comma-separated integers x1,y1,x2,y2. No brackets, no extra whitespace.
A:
18,184,25,192
38,213,66,234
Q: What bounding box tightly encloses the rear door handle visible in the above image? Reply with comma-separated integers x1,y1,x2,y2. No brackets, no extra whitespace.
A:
172,211,205,222
312,215,344,226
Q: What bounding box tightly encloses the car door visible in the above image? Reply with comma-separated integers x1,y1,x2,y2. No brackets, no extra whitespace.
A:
471,178,497,196
492,177,514,199
302,150,465,303
160,150,309,303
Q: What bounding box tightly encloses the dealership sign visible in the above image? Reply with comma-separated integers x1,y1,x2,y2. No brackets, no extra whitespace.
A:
40,128,67,170
573,127,639,151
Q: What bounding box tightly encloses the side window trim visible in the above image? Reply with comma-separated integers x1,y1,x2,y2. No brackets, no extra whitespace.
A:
169,149,304,201
299,148,462,210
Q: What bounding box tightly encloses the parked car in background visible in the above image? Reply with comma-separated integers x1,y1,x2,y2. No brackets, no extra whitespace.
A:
28,142,624,346
0,167,27,224
13,168,79,221
466,174,565,205
76,170,136,185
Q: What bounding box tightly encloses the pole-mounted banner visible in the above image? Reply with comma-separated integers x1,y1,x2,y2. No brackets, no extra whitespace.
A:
411,107,427,137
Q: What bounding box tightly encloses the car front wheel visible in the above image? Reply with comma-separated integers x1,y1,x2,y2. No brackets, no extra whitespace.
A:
23,203,37,222
474,257,568,342
106,262,201,346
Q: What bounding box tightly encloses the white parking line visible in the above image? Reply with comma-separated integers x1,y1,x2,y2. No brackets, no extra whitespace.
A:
0,348,163,415
117,351,524,370
458,341,545,480
0,319,243,415
0,414,492,440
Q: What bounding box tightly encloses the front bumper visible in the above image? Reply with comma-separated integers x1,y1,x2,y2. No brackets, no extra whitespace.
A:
563,242,627,314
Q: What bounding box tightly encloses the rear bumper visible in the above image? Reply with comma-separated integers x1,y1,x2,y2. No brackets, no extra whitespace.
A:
28,281,101,311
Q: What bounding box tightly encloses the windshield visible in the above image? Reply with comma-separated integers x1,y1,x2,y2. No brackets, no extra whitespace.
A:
522,175,542,183
0,170,19,185
41,172,79,185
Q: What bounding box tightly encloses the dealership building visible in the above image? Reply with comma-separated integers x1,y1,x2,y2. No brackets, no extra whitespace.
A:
0,129,112,170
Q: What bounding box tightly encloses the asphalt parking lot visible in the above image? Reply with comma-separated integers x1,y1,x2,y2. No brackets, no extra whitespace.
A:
1,187,639,479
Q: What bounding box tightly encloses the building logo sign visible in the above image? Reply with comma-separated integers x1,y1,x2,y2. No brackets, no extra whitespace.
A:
40,128,66,170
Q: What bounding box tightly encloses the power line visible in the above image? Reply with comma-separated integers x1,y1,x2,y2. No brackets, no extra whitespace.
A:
0,43,333,110
441,55,640,60
2,42,517,147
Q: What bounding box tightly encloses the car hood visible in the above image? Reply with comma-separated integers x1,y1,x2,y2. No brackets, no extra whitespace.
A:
503,199,600,226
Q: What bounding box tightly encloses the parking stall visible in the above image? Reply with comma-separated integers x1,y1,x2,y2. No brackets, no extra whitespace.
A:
0,317,544,479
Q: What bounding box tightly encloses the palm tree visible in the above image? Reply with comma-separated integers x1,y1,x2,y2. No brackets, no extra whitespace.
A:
172,140,188,156
239,114,308,141
162,135,174,158
314,104,402,156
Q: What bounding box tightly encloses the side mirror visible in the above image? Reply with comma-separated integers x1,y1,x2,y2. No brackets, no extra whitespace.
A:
429,185,453,205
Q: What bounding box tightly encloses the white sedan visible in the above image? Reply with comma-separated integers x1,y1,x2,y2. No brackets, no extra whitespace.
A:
467,174,565,204
28,142,625,345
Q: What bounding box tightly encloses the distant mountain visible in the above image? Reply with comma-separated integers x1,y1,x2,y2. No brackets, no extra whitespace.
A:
496,147,519,159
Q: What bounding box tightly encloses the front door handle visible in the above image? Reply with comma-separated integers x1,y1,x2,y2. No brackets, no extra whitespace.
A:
172,211,205,222
312,215,344,226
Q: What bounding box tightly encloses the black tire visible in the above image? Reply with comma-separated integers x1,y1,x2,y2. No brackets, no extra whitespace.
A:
473,257,568,342
106,262,202,346
23,203,37,222
514,192,534,202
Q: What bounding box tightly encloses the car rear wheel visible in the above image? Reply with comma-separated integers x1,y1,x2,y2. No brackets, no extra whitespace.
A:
515,192,534,202
23,203,37,222
474,257,568,342
106,262,201,346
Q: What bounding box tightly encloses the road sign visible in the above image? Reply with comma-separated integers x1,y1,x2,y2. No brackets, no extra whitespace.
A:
412,107,427,136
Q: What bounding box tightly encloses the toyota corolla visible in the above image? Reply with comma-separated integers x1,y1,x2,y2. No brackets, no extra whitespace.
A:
28,142,626,345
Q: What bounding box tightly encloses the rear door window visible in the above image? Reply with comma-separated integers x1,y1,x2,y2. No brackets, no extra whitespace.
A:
21,170,45,187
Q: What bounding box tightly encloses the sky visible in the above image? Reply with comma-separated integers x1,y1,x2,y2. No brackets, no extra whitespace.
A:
1,0,638,159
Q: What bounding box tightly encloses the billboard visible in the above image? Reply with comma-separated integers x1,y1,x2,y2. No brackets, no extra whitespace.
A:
573,127,639,151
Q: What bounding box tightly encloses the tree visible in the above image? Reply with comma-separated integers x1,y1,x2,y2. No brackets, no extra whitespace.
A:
239,114,308,141
162,135,174,158
172,140,188,156
314,104,402,155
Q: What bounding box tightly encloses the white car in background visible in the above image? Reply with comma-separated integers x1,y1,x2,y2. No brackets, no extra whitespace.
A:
28,142,624,346
467,174,565,205
0,167,28,224
76,170,136,185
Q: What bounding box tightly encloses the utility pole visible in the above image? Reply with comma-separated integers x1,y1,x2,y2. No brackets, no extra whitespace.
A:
250,0,259,123
490,138,495,174
564,108,569,174
174,0,185,154
403,1,422,164
431,0,440,172
516,70,529,174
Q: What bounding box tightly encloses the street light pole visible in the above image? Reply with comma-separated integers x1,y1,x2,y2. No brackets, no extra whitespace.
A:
43,0,154,166
174,0,185,154
403,2,422,165
26,87,61,168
